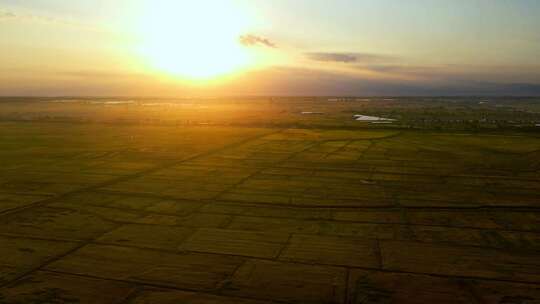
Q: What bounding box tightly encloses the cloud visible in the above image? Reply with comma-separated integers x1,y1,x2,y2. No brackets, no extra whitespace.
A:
0,10,17,19
0,8,95,30
306,52,357,63
305,52,489,83
60,70,151,79
306,52,394,64
0,9,56,23
239,34,277,48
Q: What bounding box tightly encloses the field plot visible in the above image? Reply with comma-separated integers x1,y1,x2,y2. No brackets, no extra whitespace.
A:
1,113,540,303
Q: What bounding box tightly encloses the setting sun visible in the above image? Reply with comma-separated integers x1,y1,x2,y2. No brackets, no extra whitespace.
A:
136,0,252,80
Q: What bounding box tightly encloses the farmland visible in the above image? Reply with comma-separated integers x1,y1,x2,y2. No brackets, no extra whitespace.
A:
0,97,539,303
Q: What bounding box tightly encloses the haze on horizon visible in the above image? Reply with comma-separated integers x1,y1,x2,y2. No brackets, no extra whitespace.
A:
1,0,540,96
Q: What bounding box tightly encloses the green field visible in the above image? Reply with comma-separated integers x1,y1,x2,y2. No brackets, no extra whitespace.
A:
0,98,539,303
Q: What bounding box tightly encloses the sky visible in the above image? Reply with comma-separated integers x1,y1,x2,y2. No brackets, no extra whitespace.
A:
1,0,540,96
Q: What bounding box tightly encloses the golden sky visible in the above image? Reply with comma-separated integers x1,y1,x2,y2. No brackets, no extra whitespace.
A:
1,0,540,96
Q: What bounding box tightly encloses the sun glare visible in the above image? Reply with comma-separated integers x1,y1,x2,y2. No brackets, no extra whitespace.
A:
136,1,253,80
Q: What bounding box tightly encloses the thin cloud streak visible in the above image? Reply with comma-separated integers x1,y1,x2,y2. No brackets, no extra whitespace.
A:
306,52,357,63
0,8,98,31
306,52,395,64
0,10,16,19
0,9,61,23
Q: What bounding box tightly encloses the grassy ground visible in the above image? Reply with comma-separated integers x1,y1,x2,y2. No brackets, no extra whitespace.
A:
0,100,539,303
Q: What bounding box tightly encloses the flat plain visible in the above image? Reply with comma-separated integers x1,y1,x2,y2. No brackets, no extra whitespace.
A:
0,97,539,303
